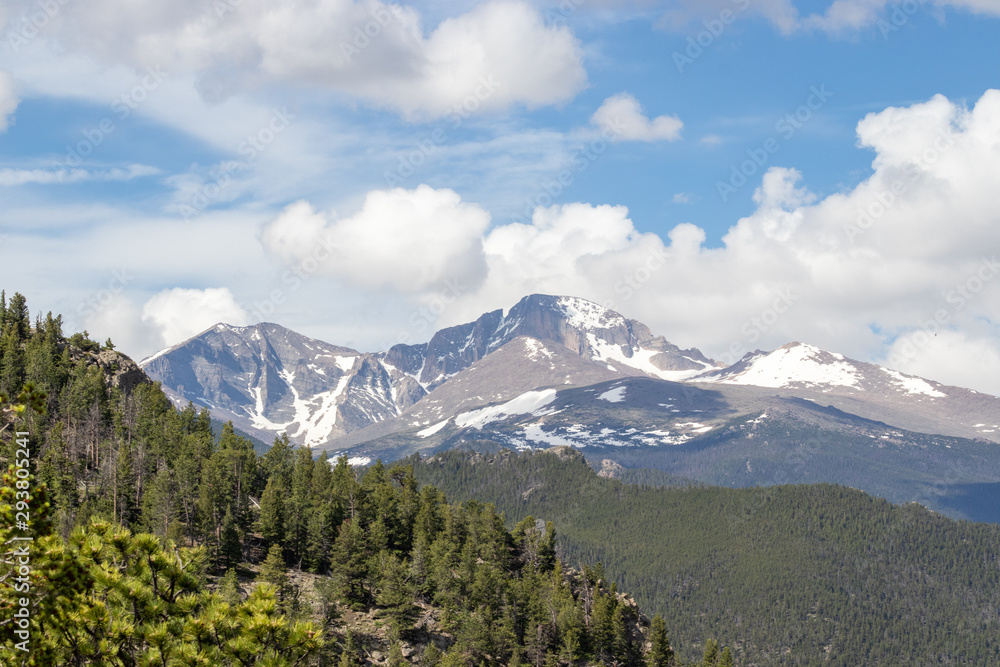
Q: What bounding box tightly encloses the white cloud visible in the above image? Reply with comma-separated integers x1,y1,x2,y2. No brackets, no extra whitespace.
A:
141,287,251,348
591,93,683,142
882,330,1000,395
0,71,19,132
260,185,490,292
0,164,159,186
83,294,162,359
2,0,586,119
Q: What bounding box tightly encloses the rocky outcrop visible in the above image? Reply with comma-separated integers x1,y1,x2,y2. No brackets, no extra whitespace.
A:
69,347,151,395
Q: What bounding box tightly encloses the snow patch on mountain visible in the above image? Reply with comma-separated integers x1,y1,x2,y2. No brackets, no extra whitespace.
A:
296,375,352,446
334,356,357,372
880,368,947,398
417,419,450,438
139,346,173,366
588,335,711,381
702,343,863,389
598,386,626,403
455,389,558,430
523,337,554,360
246,386,292,433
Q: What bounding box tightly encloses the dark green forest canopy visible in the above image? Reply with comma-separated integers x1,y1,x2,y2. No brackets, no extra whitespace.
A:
409,446,1000,666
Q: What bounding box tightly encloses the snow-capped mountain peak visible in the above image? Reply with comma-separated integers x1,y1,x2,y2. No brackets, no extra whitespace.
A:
694,341,949,399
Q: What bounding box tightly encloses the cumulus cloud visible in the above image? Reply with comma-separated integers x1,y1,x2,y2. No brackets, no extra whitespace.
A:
0,71,19,132
260,185,490,292
2,0,585,118
591,93,683,142
142,287,250,348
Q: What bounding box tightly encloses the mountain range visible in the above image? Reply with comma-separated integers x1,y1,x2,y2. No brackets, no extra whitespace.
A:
140,293,1000,521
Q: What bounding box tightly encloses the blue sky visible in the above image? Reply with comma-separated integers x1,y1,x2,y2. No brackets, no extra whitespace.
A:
1,0,999,393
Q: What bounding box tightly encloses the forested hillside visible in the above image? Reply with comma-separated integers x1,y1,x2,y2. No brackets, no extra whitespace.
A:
0,292,718,666
410,447,1000,666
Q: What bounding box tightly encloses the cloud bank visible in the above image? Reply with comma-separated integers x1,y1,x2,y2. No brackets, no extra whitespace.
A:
1,0,585,118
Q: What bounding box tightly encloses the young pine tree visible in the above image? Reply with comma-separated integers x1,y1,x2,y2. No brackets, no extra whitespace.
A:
647,614,675,667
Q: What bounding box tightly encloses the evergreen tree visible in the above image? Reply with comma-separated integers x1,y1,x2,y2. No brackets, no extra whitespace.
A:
260,432,294,485
286,444,315,565
647,615,675,667
259,474,286,548
219,507,242,569
701,639,720,666
423,642,443,666
219,567,242,606
330,518,369,607
258,543,293,612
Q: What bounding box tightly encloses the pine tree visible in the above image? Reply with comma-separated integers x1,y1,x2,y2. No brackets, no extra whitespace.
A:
338,629,360,667
0,327,25,395
259,475,286,548
330,519,369,607
219,567,242,606
376,552,417,638
260,432,294,484
258,543,293,611
647,614,675,667
5,292,29,340
701,639,720,666
286,444,315,565
219,507,242,569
